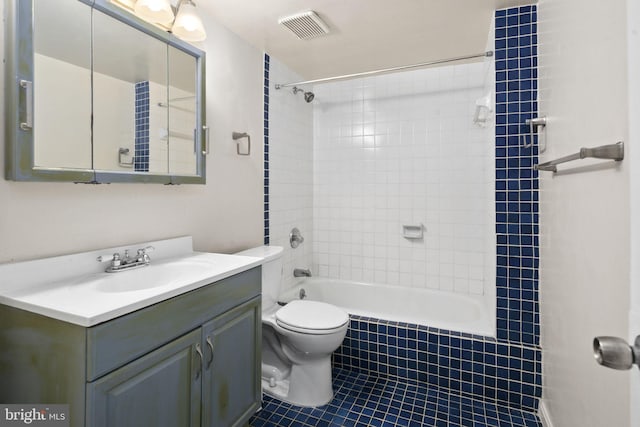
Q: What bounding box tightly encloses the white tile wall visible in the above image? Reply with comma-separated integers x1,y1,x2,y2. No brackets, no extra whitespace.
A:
268,58,314,291
312,61,495,297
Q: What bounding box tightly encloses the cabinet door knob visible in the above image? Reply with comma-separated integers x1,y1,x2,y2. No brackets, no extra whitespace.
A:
206,337,214,369
195,343,204,379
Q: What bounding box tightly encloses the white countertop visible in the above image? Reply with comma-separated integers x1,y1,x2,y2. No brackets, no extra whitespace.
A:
0,237,262,327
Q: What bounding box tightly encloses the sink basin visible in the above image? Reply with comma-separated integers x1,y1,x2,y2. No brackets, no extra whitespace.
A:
0,235,263,326
90,260,213,293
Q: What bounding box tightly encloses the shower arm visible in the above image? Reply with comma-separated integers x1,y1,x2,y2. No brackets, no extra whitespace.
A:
274,51,493,89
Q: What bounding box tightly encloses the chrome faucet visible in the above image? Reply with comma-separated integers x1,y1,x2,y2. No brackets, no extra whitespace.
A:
293,268,312,277
97,246,154,273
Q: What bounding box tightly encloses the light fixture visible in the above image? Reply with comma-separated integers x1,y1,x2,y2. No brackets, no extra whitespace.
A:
171,0,207,42
134,0,175,26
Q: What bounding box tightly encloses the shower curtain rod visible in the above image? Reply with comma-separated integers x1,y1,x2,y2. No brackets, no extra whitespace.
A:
274,51,493,89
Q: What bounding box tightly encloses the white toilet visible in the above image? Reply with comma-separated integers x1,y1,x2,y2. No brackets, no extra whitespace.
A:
236,246,349,407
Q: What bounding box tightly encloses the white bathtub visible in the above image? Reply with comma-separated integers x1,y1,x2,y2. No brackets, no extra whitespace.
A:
279,278,495,337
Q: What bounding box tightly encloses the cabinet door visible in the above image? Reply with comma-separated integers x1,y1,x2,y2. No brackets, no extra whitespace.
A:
87,329,202,427
202,297,261,427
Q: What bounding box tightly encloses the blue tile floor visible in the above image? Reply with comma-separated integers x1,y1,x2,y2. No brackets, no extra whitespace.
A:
250,369,542,427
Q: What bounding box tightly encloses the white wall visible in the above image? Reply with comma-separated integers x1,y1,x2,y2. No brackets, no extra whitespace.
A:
34,54,92,169
537,0,631,425
312,62,495,300
0,10,265,263
628,0,640,425
268,58,314,291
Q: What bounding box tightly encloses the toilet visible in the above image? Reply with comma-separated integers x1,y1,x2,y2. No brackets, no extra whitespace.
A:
236,246,349,407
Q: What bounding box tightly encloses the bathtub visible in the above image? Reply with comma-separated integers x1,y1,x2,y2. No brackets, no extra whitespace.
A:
279,278,495,337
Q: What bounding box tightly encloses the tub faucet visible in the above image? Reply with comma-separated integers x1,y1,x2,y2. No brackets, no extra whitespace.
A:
293,268,312,277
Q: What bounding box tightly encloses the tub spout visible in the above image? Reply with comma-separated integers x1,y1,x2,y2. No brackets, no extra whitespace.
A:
293,268,312,277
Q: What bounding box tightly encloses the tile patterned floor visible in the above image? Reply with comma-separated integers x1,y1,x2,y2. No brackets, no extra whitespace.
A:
250,369,542,427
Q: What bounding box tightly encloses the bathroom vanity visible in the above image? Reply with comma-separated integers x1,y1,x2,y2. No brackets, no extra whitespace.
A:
0,237,262,427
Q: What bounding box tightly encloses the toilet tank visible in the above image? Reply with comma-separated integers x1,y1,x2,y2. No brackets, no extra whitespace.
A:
235,246,283,310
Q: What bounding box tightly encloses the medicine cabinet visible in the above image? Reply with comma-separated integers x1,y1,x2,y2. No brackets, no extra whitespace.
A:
5,0,207,184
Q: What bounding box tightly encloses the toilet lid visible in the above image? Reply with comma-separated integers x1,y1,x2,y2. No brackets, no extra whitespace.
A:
276,300,349,332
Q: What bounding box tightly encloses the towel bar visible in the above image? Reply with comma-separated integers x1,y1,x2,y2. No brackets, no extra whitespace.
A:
534,141,624,172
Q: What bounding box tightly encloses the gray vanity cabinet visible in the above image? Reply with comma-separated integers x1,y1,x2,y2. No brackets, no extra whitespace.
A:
87,329,202,427
0,267,262,427
202,299,261,427
87,297,260,427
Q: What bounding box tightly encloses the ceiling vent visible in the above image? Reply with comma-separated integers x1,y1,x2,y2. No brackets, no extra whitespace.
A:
278,11,330,40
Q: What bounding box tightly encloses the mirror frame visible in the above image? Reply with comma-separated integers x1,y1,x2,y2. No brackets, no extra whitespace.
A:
5,0,207,184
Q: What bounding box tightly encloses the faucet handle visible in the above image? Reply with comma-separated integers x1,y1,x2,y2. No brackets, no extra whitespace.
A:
97,253,119,262
137,246,154,262
97,253,121,267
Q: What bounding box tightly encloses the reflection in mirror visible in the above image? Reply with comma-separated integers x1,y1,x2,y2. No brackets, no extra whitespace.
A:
92,7,169,174
33,0,92,170
168,46,198,176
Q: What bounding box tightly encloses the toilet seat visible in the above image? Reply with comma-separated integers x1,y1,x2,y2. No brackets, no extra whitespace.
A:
275,300,349,335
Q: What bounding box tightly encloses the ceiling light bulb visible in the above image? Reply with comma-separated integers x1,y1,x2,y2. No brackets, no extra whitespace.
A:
134,0,175,26
172,0,207,42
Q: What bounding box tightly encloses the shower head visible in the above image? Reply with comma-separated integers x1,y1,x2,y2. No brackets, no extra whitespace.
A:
292,86,315,103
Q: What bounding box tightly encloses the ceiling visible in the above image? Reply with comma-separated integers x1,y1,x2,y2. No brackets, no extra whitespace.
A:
199,0,535,82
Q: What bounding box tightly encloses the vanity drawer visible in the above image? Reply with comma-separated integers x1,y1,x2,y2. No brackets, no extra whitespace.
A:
86,266,260,381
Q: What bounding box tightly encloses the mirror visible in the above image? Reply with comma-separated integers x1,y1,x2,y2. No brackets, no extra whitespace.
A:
5,0,206,184
33,0,92,171
167,47,198,176
92,8,170,174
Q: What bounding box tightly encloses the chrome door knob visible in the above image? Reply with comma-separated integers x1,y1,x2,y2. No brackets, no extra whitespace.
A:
593,335,640,370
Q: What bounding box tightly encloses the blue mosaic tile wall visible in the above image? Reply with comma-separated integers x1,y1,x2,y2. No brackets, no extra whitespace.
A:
264,54,270,245
334,315,541,412
333,5,541,413
134,81,149,172
494,5,540,347
263,4,540,414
